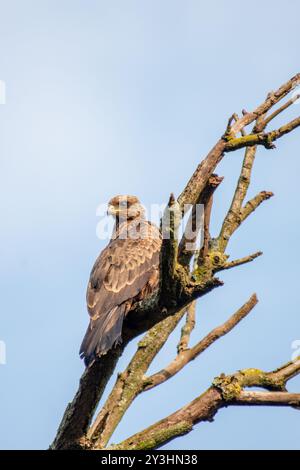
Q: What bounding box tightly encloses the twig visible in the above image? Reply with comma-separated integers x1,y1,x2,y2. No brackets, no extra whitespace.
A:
218,191,273,252
263,93,300,128
241,191,274,222
177,301,196,353
178,175,223,267
218,146,258,252
142,294,258,391
230,73,300,135
215,251,263,272
270,357,300,384
225,113,247,138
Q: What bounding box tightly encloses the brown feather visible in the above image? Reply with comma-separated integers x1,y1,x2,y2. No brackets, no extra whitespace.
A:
80,207,161,366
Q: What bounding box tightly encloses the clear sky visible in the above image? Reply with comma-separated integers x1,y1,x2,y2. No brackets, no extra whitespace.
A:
0,0,299,450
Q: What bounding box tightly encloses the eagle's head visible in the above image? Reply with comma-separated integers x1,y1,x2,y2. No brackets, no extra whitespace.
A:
107,195,145,221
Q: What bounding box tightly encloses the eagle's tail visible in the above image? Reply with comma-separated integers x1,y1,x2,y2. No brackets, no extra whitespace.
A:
79,304,126,367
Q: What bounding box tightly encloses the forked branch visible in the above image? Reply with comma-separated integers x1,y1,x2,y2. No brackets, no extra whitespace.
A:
52,73,300,451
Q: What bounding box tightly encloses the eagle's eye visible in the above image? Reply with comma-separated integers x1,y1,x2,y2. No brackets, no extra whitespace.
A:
120,201,128,207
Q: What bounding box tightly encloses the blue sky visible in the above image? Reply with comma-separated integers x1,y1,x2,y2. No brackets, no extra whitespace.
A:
0,0,299,449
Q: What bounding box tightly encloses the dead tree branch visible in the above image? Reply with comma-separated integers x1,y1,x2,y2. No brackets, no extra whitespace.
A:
142,294,258,391
215,251,263,273
177,73,300,209
177,301,196,353
109,359,300,450
178,174,223,267
52,73,300,451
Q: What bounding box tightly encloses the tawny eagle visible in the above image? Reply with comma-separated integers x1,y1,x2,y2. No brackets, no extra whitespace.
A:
80,195,161,366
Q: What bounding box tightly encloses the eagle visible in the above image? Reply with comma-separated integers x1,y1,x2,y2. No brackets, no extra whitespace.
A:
80,195,161,366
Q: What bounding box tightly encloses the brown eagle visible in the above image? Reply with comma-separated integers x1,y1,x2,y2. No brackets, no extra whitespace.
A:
80,195,161,366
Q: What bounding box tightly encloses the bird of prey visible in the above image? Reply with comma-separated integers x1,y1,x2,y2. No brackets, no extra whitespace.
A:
80,195,161,366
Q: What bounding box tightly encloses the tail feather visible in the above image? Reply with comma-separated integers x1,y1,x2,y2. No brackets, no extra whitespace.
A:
80,304,126,366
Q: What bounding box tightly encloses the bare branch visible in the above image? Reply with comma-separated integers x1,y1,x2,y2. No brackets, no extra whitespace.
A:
218,146,258,251
215,251,263,273
178,174,223,267
233,391,300,407
269,357,300,384
232,113,247,136
88,293,257,447
224,113,238,139
218,190,273,252
241,191,274,222
262,94,300,128
225,116,300,152
177,139,227,210
109,356,300,450
177,301,196,353
142,294,258,391
230,73,300,135
178,74,300,210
